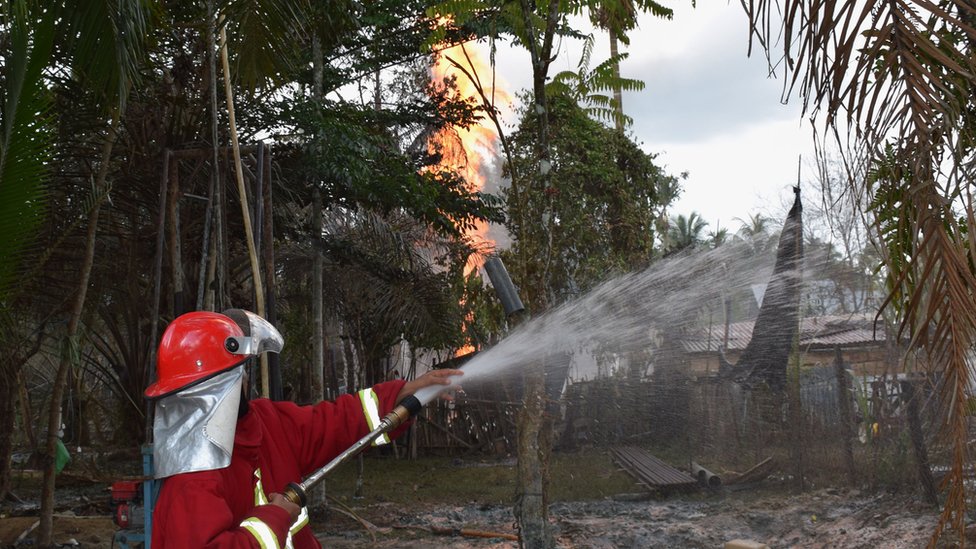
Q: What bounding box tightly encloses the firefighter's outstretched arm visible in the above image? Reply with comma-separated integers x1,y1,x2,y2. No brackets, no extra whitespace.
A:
397,368,464,403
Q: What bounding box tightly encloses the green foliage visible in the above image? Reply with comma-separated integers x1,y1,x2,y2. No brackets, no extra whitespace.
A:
549,34,645,127
274,86,504,240
52,0,154,109
578,0,675,38
0,0,56,300
865,145,918,322
326,213,468,358
325,450,635,505
220,0,315,92
312,0,473,94
665,211,708,253
706,226,728,248
423,0,589,56
455,266,510,351
505,90,678,303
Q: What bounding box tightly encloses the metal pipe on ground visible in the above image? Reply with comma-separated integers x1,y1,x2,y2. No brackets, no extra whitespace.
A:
692,461,722,489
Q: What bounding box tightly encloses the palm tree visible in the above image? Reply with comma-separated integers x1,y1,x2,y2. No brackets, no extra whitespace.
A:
0,1,55,301
0,4,57,507
741,0,976,541
734,212,777,254
32,0,154,543
549,34,645,128
0,0,153,541
707,226,729,249
4,0,332,538
584,0,674,131
667,212,708,252
734,212,769,239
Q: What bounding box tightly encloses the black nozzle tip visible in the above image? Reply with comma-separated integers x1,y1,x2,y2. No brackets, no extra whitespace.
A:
400,395,422,417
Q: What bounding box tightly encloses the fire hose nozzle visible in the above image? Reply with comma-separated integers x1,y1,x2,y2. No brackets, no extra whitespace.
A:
283,481,306,507
280,395,424,508
386,394,422,426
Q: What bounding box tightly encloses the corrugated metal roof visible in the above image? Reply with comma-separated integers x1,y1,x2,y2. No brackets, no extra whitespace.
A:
683,314,888,353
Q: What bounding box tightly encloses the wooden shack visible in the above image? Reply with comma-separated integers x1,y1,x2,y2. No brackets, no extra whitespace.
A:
682,313,903,379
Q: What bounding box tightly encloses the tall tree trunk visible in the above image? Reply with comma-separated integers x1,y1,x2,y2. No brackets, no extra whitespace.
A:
343,331,357,395
786,343,806,492
38,111,119,547
516,368,552,548
311,34,325,405
261,144,282,400
513,2,561,546
0,373,14,502
833,347,856,484
205,0,223,312
902,377,938,505
609,29,624,132
166,159,184,316
310,175,326,506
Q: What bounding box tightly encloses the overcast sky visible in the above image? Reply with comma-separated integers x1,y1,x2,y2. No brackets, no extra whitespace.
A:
484,0,815,235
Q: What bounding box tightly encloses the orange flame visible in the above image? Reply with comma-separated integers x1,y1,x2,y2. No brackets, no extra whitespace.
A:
428,36,510,356
429,39,509,275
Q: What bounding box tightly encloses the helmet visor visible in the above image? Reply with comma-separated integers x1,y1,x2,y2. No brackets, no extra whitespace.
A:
225,310,284,356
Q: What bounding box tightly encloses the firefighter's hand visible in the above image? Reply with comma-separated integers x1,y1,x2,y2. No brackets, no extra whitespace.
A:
268,493,301,523
397,369,463,403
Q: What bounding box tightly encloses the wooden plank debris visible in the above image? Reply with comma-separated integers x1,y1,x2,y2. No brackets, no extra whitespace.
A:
726,457,775,485
611,446,698,491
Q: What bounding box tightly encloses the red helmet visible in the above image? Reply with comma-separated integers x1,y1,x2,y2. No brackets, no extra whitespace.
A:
144,310,283,399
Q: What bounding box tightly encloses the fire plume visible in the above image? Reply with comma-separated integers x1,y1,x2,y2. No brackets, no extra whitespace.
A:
428,35,511,357
428,39,509,276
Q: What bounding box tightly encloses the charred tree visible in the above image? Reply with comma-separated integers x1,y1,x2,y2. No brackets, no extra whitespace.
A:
726,186,804,390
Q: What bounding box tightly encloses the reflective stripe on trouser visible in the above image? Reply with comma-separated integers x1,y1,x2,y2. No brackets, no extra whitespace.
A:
358,388,390,445
242,468,309,549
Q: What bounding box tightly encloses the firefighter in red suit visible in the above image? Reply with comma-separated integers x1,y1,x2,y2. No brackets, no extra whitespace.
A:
144,309,461,548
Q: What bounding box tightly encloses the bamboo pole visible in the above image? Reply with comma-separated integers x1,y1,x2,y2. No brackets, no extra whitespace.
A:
219,18,268,396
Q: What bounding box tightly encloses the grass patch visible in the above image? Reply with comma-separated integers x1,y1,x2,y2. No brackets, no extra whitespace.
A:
322,448,637,507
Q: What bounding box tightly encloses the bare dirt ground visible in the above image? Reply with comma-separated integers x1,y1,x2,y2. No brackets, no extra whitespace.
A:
0,487,941,548
0,466,943,548
312,487,940,548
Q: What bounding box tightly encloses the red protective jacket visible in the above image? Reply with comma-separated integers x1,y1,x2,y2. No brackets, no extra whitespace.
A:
151,380,407,548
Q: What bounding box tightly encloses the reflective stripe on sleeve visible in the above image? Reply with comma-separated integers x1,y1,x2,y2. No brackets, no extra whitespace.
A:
254,469,269,505
281,505,310,549
358,388,391,445
253,468,307,549
241,518,280,549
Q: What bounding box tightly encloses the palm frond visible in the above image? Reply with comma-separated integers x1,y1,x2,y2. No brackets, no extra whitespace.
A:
0,0,56,300
221,0,314,92
579,33,595,72
589,53,644,92
57,0,153,109
744,0,976,541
